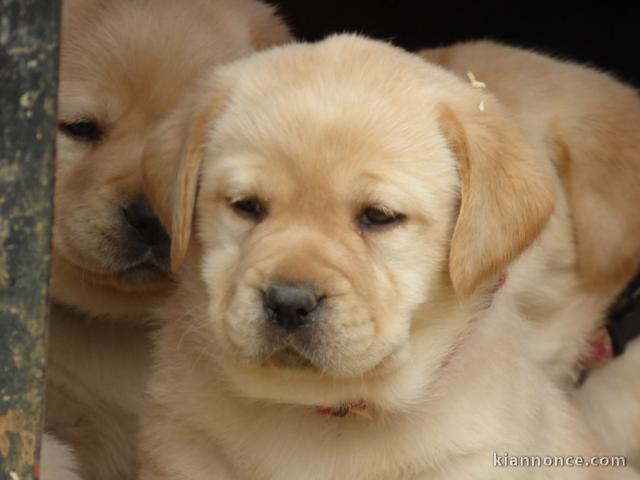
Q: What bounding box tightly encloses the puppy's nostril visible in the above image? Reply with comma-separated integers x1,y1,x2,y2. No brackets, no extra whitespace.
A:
122,201,170,248
264,284,323,332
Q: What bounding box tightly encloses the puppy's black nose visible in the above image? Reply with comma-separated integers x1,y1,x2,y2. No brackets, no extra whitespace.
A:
122,201,170,249
264,284,322,332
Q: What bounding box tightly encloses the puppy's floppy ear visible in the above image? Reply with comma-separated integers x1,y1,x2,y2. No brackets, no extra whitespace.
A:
170,93,227,272
440,100,555,298
553,110,640,289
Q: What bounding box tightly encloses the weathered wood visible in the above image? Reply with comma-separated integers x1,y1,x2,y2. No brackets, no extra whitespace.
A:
0,0,60,478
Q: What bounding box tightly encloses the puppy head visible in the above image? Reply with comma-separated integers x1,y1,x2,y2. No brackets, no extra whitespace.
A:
169,35,554,407
51,0,291,317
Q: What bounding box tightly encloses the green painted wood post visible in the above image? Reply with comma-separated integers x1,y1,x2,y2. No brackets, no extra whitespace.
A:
0,0,60,478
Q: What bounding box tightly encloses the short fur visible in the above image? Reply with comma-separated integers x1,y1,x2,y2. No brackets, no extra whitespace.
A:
137,36,638,479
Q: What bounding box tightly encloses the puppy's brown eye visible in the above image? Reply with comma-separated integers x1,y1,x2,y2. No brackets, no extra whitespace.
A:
359,206,404,229
231,197,266,222
58,121,103,143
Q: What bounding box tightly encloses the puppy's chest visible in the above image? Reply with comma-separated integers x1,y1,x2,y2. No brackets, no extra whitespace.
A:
220,412,440,480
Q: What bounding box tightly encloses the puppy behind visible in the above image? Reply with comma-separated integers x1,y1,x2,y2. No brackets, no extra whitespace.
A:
419,41,640,459
420,40,640,291
52,0,290,319
138,35,636,479
46,1,291,479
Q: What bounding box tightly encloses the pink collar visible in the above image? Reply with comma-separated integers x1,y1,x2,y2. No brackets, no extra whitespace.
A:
492,271,508,293
582,326,614,370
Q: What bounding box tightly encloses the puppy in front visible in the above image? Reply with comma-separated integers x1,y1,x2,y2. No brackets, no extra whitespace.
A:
44,1,290,478
138,36,639,479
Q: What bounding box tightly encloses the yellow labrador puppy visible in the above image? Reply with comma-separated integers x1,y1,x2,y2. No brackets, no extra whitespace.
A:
137,35,638,479
43,1,290,479
419,41,640,459
422,42,640,290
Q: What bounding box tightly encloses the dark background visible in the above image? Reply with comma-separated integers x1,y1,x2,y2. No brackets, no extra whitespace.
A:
273,1,640,87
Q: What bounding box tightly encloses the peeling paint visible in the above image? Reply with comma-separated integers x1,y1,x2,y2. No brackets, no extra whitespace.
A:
0,410,24,457
18,91,38,109
0,163,20,183
7,46,35,56
43,98,55,117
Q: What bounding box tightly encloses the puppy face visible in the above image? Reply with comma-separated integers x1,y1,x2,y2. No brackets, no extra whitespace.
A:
51,0,291,317
166,35,554,407
198,92,459,379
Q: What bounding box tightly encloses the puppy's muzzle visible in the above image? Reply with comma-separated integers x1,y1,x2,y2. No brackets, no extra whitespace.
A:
122,200,170,270
264,283,324,332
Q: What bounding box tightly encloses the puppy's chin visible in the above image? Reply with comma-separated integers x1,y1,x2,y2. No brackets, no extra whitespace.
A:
53,251,168,291
217,339,444,412
54,238,170,286
264,348,316,371
113,260,170,286
49,254,172,319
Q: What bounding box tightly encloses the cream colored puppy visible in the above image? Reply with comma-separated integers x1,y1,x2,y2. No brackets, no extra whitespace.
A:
137,35,638,479
421,42,640,290
53,0,290,318
419,41,640,458
46,1,290,478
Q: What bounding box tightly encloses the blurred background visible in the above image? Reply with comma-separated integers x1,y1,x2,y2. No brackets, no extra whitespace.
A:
273,1,640,86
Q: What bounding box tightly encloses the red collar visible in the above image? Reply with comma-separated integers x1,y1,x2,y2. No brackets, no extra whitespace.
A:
316,400,369,418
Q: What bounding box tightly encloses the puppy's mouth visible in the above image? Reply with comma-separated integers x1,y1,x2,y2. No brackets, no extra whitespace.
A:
54,199,172,291
257,321,323,371
116,248,170,283
264,347,316,371
57,244,170,290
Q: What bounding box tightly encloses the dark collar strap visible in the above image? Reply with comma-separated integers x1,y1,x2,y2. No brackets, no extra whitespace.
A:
607,272,640,356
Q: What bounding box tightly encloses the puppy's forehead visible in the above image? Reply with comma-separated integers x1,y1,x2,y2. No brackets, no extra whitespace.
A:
214,36,460,149
207,37,457,202
60,0,254,123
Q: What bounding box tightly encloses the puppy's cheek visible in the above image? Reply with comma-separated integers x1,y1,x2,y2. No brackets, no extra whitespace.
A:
201,243,243,304
52,140,85,253
310,297,378,375
374,229,448,324
222,297,274,363
53,147,129,272
334,268,406,365
201,247,254,354
52,207,103,267
55,135,90,169
55,200,123,270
